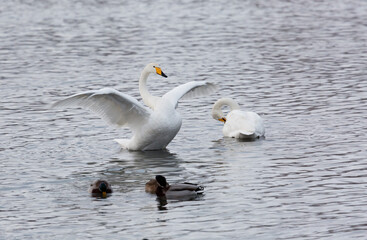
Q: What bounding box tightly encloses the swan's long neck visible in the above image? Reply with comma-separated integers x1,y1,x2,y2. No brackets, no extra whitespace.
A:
139,69,156,109
212,98,241,119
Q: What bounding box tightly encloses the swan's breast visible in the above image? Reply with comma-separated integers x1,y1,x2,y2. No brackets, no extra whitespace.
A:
153,101,182,127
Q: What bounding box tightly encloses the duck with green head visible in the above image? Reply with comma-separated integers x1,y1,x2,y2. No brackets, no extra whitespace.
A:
89,180,112,198
146,175,204,199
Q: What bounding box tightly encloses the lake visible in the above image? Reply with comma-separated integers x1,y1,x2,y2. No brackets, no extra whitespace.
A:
1,0,367,239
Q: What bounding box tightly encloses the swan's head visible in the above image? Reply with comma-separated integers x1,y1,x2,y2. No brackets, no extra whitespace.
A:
212,98,240,123
212,99,227,123
144,63,167,78
212,109,226,123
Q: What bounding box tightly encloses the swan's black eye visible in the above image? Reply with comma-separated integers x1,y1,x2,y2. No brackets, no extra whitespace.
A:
153,66,155,68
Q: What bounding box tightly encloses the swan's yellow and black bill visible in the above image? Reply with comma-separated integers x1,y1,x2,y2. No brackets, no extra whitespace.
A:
155,67,167,78
219,117,226,123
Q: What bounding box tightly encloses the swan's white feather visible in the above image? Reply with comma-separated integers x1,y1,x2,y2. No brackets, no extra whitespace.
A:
53,63,216,150
52,87,152,131
223,110,265,139
163,81,217,107
212,98,265,140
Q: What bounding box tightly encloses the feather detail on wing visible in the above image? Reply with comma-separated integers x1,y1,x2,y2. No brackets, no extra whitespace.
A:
163,81,217,107
169,183,204,192
52,88,152,131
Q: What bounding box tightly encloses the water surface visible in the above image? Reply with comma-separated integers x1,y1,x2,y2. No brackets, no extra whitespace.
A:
1,0,367,239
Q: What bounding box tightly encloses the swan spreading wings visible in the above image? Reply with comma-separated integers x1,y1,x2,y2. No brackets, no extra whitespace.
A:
52,63,216,151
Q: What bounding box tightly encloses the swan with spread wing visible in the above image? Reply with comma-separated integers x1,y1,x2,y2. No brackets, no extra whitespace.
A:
52,63,216,151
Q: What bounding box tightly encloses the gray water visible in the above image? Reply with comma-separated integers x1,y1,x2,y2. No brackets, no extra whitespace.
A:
1,0,367,239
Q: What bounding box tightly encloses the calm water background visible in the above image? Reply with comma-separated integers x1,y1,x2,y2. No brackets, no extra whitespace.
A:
1,0,367,239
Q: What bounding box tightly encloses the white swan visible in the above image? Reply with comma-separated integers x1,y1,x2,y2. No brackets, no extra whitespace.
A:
212,98,265,140
53,63,216,151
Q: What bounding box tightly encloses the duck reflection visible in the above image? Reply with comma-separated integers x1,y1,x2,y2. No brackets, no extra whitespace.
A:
156,193,205,210
76,149,190,201
145,175,204,210
85,149,185,194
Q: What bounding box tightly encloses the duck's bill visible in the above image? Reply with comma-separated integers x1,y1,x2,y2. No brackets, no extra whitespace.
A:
155,67,167,78
102,192,107,198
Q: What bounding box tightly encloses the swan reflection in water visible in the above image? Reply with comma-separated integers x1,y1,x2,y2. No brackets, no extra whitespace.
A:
98,149,185,194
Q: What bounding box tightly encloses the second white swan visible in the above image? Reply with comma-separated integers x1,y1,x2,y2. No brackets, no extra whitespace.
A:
212,98,265,140
53,63,216,150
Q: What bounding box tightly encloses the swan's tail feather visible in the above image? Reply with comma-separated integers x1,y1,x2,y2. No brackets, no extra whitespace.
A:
238,131,257,140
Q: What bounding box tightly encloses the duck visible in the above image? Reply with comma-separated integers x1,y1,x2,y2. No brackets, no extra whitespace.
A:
145,175,204,199
52,63,216,151
89,180,112,198
212,98,265,140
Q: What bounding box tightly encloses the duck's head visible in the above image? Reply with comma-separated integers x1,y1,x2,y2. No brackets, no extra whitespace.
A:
144,63,167,78
99,182,107,196
155,175,169,188
89,180,112,198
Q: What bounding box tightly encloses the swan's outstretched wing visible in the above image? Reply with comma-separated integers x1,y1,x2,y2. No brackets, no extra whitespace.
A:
52,88,152,131
163,81,216,107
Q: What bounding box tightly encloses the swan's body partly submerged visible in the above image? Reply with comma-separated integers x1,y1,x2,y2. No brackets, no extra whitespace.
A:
53,63,216,150
212,98,265,140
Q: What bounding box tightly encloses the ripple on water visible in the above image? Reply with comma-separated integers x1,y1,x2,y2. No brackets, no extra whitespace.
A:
1,0,367,239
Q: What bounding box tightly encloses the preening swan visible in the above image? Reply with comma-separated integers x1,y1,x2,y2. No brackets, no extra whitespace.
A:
212,98,265,140
53,63,216,150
